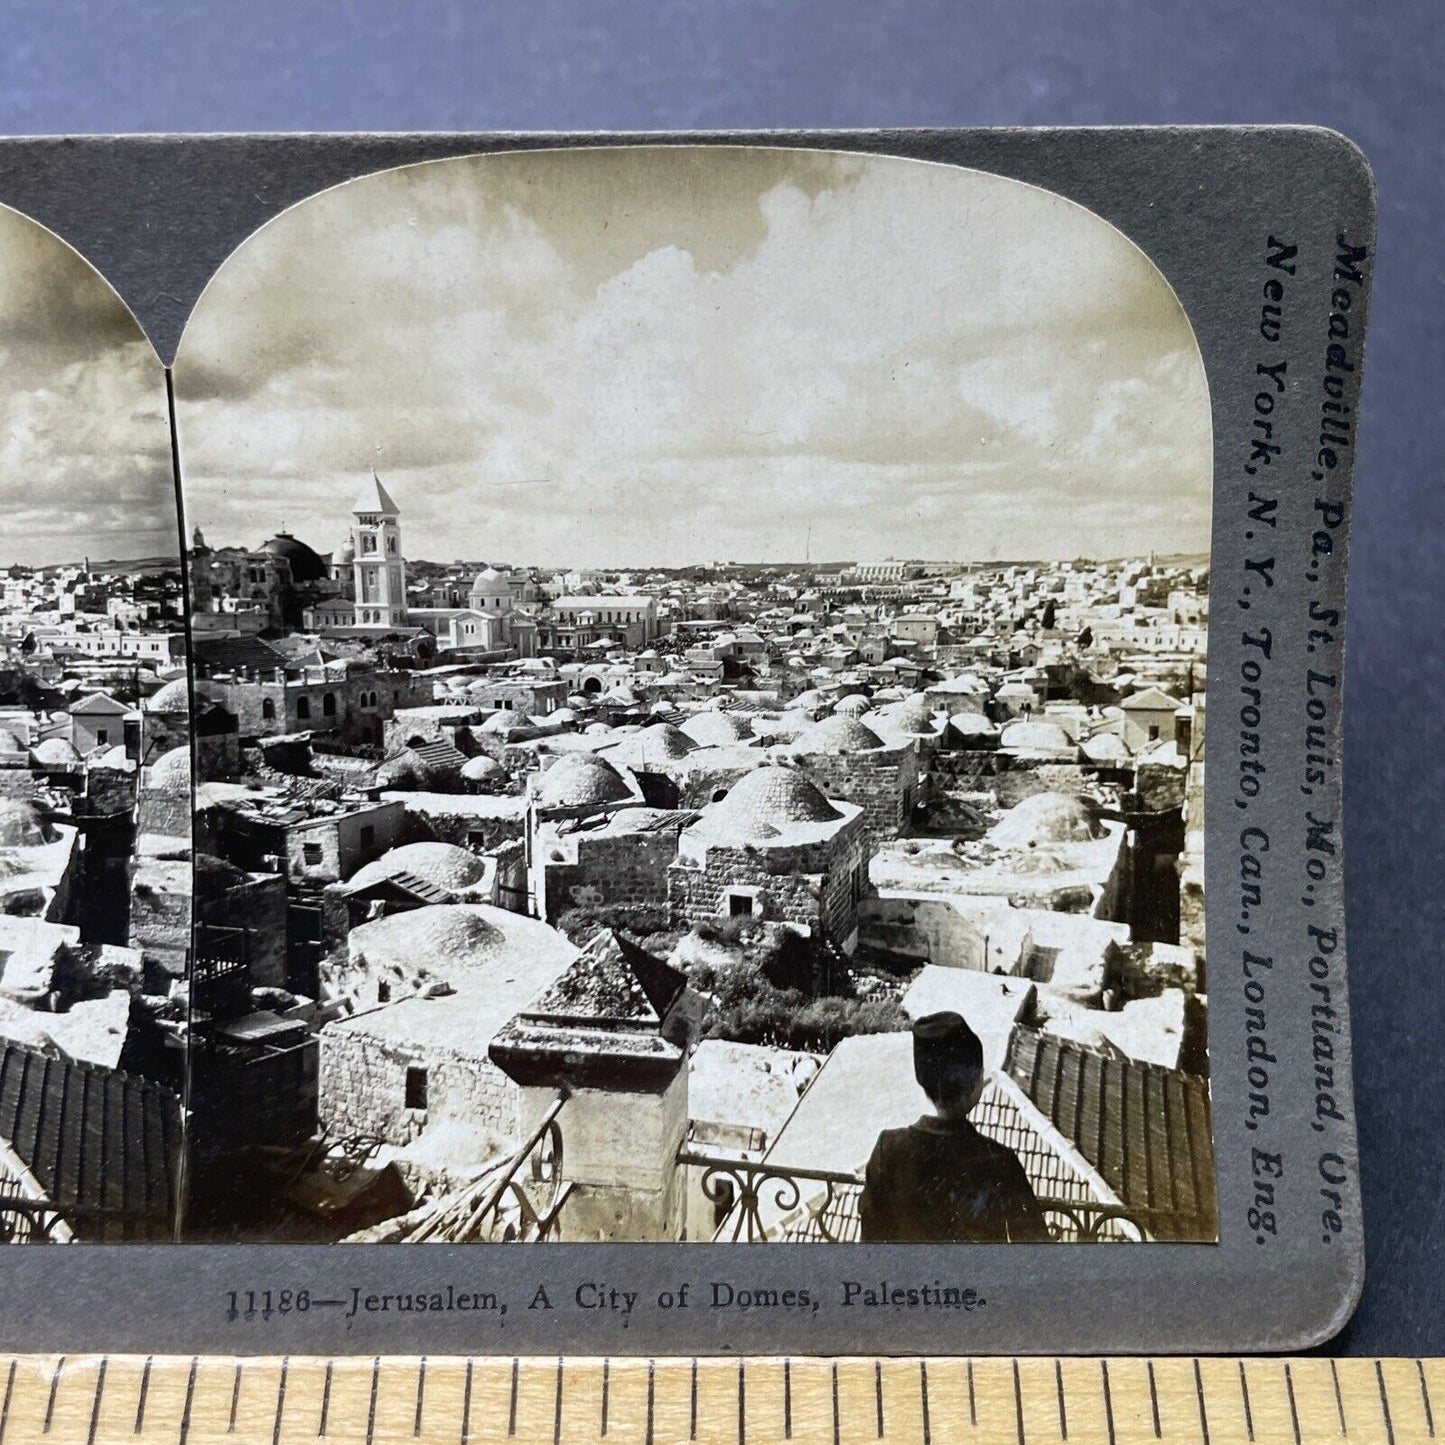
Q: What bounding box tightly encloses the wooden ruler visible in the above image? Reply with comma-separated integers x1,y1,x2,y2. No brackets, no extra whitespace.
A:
0,1354,1436,1443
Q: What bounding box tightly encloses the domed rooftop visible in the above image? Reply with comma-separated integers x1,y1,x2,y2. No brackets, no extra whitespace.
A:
533,753,634,811
261,532,329,584
0,798,51,847
603,723,696,767
788,688,829,716
461,754,506,781
375,754,426,789
30,738,79,766
681,710,755,746
877,695,942,735
146,746,192,797
471,567,510,595
832,693,873,718
999,720,1075,755
350,903,506,968
789,715,886,756
702,765,843,840
144,679,190,712
348,841,489,893
949,711,998,736
1081,732,1131,764
987,791,1104,849
480,710,529,735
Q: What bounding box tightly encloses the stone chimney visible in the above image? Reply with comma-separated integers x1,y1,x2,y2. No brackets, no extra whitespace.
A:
489,932,700,1241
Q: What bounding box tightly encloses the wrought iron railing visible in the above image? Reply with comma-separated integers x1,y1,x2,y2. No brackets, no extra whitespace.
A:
677,1148,1166,1244
678,1149,863,1243
405,1092,572,1244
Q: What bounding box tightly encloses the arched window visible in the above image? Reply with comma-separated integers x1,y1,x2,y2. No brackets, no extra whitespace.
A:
261,698,276,720
322,693,337,717
295,696,311,720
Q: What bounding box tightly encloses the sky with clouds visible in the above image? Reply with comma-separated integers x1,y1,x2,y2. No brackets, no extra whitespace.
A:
0,205,175,567
175,147,1211,569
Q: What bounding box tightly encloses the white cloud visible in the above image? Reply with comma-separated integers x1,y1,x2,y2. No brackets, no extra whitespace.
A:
175,148,1211,565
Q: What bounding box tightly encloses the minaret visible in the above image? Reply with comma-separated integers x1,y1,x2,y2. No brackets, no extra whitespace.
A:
350,472,408,629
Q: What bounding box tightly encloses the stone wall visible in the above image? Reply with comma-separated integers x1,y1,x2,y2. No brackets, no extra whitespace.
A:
668,813,869,946
786,746,918,839
539,827,679,923
319,1024,521,1148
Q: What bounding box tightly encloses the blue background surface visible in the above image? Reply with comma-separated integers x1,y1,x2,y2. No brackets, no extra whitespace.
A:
0,0,1437,1356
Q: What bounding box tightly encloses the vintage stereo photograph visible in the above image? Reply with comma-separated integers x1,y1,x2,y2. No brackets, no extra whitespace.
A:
0,129,1371,1355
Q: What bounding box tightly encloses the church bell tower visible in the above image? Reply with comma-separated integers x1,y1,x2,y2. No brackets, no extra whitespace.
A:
350,472,408,629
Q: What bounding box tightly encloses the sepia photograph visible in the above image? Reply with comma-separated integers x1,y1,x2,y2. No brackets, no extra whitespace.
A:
0,204,188,1243
172,145,1217,1247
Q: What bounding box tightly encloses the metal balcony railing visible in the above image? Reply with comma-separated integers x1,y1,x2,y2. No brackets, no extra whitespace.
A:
676,1148,1168,1244
403,1092,573,1244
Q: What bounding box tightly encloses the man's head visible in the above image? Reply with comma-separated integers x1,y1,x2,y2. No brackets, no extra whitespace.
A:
912,1011,986,1118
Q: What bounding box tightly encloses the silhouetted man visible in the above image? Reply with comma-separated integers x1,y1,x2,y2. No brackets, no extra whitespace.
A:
859,1012,1050,1243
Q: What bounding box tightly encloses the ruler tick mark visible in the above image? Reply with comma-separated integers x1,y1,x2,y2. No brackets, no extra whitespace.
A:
1056,1358,1067,1439
737,1360,745,1445
783,1358,791,1439
1239,1361,1255,1442
0,1359,14,1445
1194,1359,1211,1445
229,1362,242,1434
461,1362,474,1445
366,1358,380,1445
600,1359,609,1439
875,1359,884,1439
273,1356,289,1445
832,1362,840,1445
1331,1357,1347,1435
318,1360,332,1438
554,1357,564,1445
414,1358,425,1438
689,1357,697,1440
86,1356,106,1445
136,1356,153,1436
1378,1360,1397,1445
1013,1359,1025,1445
1420,1359,1436,1437
1147,1360,1161,1438
1285,1363,1301,1445
43,1354,64,1434
178,1358,198,1445
920,1360,931,1445
1102,1360,1116,1445
968,1360,977,1427
507,1357,517,1438
646,1360,655,1445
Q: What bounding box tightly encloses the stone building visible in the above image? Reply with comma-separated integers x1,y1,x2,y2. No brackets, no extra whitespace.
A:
318,904,579,1152
528,752,644,822
534,807,693,925
779,715,919,839
204,662,430,746
348,474,409,631
667,765,871,951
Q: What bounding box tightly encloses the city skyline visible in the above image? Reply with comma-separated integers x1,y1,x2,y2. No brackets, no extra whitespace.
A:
174,147,1213,569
